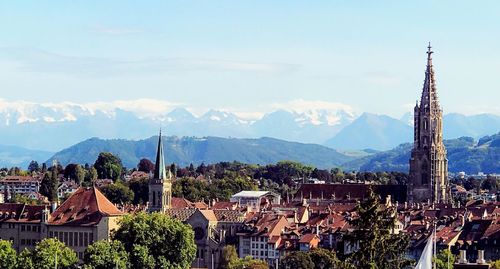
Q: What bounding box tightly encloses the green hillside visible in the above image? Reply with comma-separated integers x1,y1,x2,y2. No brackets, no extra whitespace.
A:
343,133,500,174
47,136,355,169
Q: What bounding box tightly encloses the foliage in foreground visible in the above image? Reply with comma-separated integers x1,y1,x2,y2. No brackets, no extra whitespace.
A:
113,212,196,269
344,189,412,269
221,245,269,269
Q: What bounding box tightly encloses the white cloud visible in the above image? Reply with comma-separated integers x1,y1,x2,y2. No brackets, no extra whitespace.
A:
91,25,143,35
0,48,299,77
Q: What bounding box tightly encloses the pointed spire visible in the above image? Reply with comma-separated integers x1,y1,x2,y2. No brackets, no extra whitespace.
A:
153,130,168,180
420,42,440,111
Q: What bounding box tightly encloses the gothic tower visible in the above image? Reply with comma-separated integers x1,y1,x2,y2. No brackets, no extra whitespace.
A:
408,44,449,204
148,131,172,212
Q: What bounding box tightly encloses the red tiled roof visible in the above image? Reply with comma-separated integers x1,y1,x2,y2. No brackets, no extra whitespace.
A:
0,176,41,183
171,197,208,209
295,184,407,203
299,233,319,243
49,187,123,226
0,204,44,223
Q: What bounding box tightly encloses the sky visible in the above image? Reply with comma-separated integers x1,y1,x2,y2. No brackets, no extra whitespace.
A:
0,1,499,119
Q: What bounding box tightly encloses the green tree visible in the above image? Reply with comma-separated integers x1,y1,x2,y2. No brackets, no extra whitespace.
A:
113,212,196,269
128,176,149,204
64,164,85,184
39,171,58,202
83,167,98,187
281,252,314,269
0,240,17,269
17,249,34,269
83,240,130,269
235,256,269,269
309,248,341,269
220,245,239,269
27,161,39,173
433,249,455,269
345,188,411,269
94,152,123,181
491,260,500,269
130,244,155,269
28,238,78,269
99,181,134,205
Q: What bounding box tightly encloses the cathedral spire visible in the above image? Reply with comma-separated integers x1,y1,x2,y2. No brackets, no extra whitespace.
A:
153,130,168,180
420,42,440,112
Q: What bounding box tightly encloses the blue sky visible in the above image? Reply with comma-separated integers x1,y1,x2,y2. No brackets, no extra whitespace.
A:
0,1,499,118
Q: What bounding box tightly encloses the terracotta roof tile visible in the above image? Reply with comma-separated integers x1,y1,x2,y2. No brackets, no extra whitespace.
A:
49,187,123,226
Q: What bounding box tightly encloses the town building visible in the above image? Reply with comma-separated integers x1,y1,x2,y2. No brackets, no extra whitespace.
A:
0,186,124,260
408,44,450,204
0,176,41,199
230,191,281,211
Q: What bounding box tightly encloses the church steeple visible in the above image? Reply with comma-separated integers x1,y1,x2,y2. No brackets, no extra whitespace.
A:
420,42,441,113
148,130,172,212
153,130,169,180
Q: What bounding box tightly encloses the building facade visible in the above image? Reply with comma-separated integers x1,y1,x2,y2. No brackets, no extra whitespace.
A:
148,132,172,212
0,187,124,260
409,44,449,204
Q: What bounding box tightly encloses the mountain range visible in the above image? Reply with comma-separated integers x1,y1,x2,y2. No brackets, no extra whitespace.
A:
46,136,355,169
42,132,500,174
0,100,499,152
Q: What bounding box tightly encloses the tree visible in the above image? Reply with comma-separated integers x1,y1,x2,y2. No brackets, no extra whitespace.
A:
39,172,58,202
130,244,155,269
64,164,85,184
27,161,39,173
309,248,341,269
345,189,411,269
83,240,130,269
0,240,17,269
17,249,34,269
235,256,269,269
221,245,239,269
491,260,500,269
281,251,314,269
113,212,196,269
83,167,98,187
128,176,149,204
137,158,155,173
99,181,134,205
433,249,455,269
27,238,78,269
94,152,123,181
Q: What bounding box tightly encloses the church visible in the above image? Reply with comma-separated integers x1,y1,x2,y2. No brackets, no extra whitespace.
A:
408,44,450,204
148,131,173,212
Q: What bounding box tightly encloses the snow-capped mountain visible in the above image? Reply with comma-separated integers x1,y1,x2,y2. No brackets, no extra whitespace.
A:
0,99,498,153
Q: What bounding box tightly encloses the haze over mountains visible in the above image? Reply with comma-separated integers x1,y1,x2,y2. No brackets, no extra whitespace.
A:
1,99,499,154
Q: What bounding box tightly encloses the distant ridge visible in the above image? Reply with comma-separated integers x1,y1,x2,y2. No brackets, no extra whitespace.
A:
47,136,355,169
342,133,500,174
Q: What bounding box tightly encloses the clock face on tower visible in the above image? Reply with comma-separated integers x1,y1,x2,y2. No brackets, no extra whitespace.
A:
194,227,205,240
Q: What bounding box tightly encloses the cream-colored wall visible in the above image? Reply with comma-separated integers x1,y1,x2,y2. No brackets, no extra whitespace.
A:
0,222,42,252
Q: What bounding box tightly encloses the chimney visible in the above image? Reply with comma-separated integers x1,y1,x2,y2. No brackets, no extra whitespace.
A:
458,250,468,264
476,250,486,264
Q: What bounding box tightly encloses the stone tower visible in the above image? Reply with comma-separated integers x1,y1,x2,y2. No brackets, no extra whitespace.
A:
148,131,172,212
408,44,449,204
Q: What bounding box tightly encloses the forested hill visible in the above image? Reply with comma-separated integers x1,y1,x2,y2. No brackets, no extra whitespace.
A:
343,133,500,174
47,136,355,169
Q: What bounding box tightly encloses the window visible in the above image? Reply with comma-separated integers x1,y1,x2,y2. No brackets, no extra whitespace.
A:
21,225,25,232
79,232,83,247
27,225,31,232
